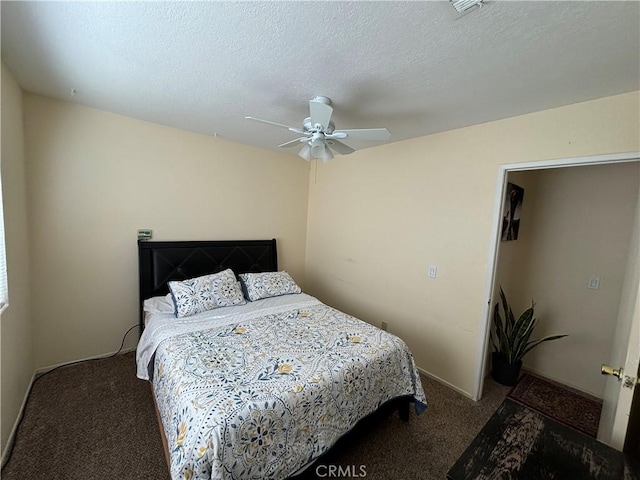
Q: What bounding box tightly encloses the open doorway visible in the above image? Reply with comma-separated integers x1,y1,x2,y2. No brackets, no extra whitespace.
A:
492,162,638,396
475,151,640,446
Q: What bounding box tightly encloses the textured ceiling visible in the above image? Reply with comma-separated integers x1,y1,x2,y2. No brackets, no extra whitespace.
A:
2,1,639,156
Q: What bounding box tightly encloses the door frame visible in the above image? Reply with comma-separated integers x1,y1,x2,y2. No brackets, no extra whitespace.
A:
473,151,640,401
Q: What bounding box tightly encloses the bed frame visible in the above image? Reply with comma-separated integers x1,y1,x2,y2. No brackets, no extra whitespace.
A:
137,238,278,331
137,238,412,477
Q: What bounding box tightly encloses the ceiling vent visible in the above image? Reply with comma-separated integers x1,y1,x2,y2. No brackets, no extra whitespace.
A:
451,0,484,13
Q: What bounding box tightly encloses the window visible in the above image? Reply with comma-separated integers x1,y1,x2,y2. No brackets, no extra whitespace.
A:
0,172,7,312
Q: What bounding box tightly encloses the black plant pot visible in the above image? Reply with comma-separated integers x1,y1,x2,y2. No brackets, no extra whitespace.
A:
491,352,522,386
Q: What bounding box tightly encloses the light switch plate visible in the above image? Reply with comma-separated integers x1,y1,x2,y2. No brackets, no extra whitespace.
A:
588,275,600,290
428,265,437,278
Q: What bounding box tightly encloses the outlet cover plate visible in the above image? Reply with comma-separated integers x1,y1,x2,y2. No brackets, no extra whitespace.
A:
428,265,437,278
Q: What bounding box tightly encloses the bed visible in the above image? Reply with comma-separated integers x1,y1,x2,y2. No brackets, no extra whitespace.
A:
136,239,427,480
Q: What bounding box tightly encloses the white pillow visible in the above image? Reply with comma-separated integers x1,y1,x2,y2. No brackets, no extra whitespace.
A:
239,271,301,301
168,269,246,318
143,293,175,314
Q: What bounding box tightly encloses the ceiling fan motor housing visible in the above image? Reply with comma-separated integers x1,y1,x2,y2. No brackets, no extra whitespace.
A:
311,95,331,106
303,117,335,134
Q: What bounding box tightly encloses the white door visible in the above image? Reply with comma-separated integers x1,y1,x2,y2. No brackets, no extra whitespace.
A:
597,185,640,449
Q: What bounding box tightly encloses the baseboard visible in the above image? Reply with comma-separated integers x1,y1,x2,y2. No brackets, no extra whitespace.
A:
1,346,137,468
1,373,35,469
34,346,137,376
416,366,474,400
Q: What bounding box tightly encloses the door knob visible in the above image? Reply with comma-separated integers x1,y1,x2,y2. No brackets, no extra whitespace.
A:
601,364,623,379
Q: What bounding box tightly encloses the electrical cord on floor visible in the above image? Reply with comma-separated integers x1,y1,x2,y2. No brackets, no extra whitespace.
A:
34,323,140,382
0,323,141,471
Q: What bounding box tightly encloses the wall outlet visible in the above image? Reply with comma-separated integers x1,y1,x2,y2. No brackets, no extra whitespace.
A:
381,321,388,331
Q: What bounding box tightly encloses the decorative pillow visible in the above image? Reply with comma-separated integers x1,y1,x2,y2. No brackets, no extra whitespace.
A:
239,271,301,301
168,269,245,318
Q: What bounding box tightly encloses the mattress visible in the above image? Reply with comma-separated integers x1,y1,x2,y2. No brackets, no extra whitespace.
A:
136,293,427,480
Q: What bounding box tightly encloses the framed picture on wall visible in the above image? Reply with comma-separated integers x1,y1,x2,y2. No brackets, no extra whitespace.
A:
501,182,524,241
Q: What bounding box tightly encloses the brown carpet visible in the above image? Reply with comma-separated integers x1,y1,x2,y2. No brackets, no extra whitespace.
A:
507,373,603,438
2,352,510,480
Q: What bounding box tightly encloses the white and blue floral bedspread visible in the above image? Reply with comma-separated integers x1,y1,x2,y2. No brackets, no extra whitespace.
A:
137,294,427,480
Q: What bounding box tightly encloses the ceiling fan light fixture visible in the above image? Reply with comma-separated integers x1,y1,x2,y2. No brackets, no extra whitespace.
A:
298,144,312,161
450,0,483,13
319,146,334,163
310,142,326,159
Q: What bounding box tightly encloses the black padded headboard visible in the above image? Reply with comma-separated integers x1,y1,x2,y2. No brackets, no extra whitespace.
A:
138,239,278,330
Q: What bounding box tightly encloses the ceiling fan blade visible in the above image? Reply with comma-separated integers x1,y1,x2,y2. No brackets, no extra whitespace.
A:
309,100,333,129
245,116,305,134
279,137,307,148
326,139,355,155
245,116,293,129
332,128,391,141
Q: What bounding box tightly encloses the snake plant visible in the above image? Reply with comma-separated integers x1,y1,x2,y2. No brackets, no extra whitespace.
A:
490,287,567,364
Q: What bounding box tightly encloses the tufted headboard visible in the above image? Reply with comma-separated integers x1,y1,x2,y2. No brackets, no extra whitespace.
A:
137,239,278,330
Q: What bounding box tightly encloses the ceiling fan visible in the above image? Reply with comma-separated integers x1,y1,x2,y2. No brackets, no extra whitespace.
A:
245,96,390,162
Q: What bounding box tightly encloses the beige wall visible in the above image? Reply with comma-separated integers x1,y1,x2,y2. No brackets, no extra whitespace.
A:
497,163,639,398
3,86,639,454
1,64,34,452
23,94,310,369
488,170,540,380
305,91,640,397
493,170,540,309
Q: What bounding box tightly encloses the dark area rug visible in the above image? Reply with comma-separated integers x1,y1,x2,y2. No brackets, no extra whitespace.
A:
447,398,639,480
507,372,603,438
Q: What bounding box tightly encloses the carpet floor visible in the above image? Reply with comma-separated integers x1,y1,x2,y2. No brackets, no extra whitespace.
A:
2,352,511,480
507,373,603,438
